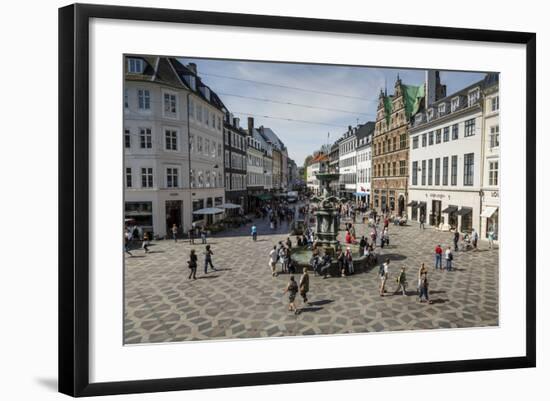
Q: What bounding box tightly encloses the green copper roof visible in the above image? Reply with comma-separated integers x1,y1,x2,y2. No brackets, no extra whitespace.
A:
402,84,425,119
382,83,425,125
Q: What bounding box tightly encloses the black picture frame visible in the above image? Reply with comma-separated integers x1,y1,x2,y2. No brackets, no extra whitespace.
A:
59,3,536,397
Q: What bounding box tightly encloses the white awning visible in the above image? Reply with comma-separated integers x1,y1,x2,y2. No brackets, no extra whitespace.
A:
480,206,498,218
221,203,241,209
192,207,225,215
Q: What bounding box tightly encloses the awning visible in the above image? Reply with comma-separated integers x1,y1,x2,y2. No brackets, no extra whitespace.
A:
456,207,473,216
407,201,417,207
192,207,225,215
481,206,498,218
353,192,369,196
418,201,427,208
221,203,241,209
442,205,458,214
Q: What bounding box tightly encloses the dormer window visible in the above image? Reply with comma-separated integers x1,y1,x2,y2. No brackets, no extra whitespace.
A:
185,75,196,91
438,103,446,115
127,58,144,74
201,86,211,101
451,97,460,112
468,88,480,107
427,108,434,121
415,113,423,125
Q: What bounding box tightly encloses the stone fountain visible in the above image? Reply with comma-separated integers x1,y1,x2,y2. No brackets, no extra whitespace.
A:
290,168,367,272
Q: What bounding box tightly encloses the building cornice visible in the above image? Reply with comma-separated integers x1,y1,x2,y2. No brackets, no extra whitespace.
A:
409,104,482,135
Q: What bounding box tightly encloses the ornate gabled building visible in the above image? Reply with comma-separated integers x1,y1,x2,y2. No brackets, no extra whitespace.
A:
371,72,444,216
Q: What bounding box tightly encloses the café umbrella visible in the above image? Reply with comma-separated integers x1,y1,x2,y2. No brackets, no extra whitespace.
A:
192,207,225,215
221,203,241,209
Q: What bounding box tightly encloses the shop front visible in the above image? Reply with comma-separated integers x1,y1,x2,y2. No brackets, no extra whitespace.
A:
457,206,473,233
481,206,499,241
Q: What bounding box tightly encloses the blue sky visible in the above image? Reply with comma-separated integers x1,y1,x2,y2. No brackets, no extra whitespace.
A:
181,57,486,166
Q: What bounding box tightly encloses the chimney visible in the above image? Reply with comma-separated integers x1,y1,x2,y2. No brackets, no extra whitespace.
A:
187,63,197,74
233,117,240,128
426,70,447,106
247,117,254,135
225,111,231,123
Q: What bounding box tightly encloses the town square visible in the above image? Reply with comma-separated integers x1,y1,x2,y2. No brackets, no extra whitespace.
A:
123,56,500,343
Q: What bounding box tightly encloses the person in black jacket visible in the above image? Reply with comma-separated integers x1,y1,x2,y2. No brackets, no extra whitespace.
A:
188,249,197,280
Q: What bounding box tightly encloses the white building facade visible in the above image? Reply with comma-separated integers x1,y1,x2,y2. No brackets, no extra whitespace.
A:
124,56,225,238
355,122,374,205
338,127,357,199
480,75,500,242
408,79,487,234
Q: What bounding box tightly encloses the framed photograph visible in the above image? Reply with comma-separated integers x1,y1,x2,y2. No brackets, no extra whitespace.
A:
58,3,536,397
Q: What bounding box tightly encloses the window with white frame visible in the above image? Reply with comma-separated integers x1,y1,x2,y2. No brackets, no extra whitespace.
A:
438,103,446,115
451,97,460,112
126,167,132,188
225,150,230,168
165,129,177,151
205,170,211,188
491,96,499,112
166,167,179,188
204,138,210,156
163,92,177,116
490,125,500,148
197,136,203,153
139,128,152,149
124,129,131,148
189,133,194,151
138,89,150,110
127,58,144,73
141,167,153,188
412,136,419,149
204,108,209,126
489,161,499,186
211,141,217,158
196,104,202,122
443,126,450,142
218,144,222,160
422,133,427,147
197,170,204,188
463,153,474,186
190,169,196,188
464,118,476,137
452,124,459,140
451,156,458,186
468,88,480,106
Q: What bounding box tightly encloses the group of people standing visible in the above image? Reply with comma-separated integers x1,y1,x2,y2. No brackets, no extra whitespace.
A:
186,244,217,280
378,259,432,303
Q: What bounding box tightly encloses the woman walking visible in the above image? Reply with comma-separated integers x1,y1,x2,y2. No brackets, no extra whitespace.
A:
284,276,299,314
417,263,428,294
187,249,197,280
394,267,407,296
142,232,150,254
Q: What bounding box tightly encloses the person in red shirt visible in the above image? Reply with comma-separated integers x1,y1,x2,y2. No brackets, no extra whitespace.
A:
434,244,443,270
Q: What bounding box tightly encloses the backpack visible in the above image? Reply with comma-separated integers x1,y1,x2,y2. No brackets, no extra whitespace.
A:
379,264,385,277
449,253,453,261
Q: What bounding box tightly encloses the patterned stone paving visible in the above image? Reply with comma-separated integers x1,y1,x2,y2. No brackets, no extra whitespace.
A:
124,214,498,344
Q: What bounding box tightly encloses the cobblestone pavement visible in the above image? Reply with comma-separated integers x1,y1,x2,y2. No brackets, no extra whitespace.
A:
124,215,499,344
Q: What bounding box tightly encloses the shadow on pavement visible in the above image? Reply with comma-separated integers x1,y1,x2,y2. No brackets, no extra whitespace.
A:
309,299,334,306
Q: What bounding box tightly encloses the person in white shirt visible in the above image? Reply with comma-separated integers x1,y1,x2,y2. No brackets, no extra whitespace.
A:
445,246,453,271
269,246,278,277
379,258,390,296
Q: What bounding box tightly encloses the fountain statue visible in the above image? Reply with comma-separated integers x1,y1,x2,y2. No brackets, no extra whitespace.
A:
309,171,346,256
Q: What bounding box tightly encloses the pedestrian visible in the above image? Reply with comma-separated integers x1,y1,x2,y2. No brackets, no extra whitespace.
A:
200,227,207,244
359,236,367,256
187,249,197,280
270,218,275,230
417,263,428,294
345,246,354,275
419,214,425,230
337,248,346,277
284,276,299,314
142,232,150,253
251,224,257,241
419,273,432,303
445,246,453,271
269,245,278,277
345,230,352,244
124,232,133,257
204,245,216,274
384,216,389,229
379,258,390,296
171,223,178,242
188,227,195,244
471,228,479,250
488,227,495,249
394,267,407,296
285,237,292,249
299,268,310,305
434,244,443,270
453,231,460,252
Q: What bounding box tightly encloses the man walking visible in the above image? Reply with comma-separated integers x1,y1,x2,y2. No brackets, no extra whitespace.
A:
471,228,479,250
284,276,299,314
269,245,278,277
434,244,443,270
204,245,217,274
445,246,453,271
394,267,407,296
379,258,390,296
171,224,178,242
419,214,425,230
453,231,460,252
251,224,257,242
187,249,197,280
